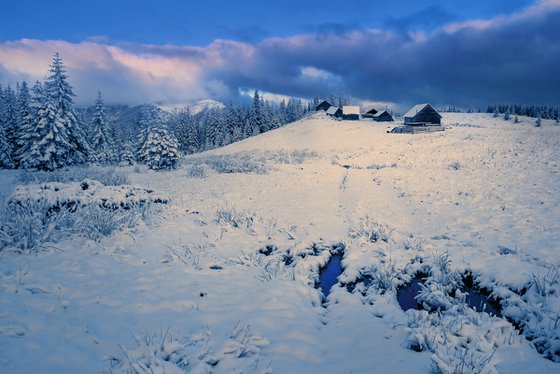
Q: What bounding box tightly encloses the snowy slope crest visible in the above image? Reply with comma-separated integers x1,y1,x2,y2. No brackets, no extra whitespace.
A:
158,99,225,115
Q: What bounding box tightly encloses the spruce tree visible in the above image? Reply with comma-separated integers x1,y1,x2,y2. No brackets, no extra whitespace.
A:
0,120,14,169
119,141,136,165
248,90,266,134
2,85,18,151
138,124,180,170
17,81,43,168
90,90,116,163
204,109,226,148
176,110,199,154
22,53,90,170
14,81,32,165
136,105,160,161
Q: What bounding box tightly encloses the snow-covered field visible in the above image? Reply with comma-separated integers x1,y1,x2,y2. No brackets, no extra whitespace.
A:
1,113,559,373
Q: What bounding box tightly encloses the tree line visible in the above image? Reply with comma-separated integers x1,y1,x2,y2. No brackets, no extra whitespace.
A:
0,53,309,171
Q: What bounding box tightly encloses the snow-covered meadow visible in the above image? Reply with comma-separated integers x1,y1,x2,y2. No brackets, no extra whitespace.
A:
1,112,559,373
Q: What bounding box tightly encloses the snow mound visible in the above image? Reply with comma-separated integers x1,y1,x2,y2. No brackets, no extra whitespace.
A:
10,179,169,209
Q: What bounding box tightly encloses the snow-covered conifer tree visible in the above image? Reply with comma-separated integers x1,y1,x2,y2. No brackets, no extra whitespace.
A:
136,105,160,161
21,53,90,170
14,81,32,164
0,119,14,168
119,141,136,165
90,90,116,163
17,81,42,168
138,123,180,170
2,85,18,151
176,110,199,154
204,108,226,148
248,90,266,134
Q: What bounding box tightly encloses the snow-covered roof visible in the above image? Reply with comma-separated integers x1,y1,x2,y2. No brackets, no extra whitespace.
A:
326,106,340,115
373,110,389,117
364,106,378,114
343,106,360,115
404,103,441,119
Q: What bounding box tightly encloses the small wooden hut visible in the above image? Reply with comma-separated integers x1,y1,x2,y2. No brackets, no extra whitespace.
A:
404,103,441,125
362,106,379,118
326,106,342,118
315,100,332,112
373,110,393,122
342,106,360,120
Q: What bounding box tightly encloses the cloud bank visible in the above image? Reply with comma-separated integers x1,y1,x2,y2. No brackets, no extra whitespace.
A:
0,0,558,107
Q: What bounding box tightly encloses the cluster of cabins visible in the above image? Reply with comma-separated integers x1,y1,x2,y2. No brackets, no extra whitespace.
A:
315,100,443,133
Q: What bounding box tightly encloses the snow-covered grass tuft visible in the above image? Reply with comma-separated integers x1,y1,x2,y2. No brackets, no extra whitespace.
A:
185,164,207,179
106,329,190,373
448,161,462,170
0,200,70,252
349,216,394,243
186,153,268,174
214,205,255,230
264,149,319,164
415,253,463,311
107,324,271,373
530,265,558,298
0,199,158,251
363,263,397,294
405,306,520,373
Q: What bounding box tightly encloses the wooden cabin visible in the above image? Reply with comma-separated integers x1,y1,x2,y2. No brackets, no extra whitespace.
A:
404,103,441,125
342,106,360,120
326,106,342,118
373,110,393,122
362,106,379,118
315,100,332,112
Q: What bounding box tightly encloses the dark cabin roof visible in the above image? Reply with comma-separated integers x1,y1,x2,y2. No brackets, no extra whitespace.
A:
315,100,332,111
363,106,378,115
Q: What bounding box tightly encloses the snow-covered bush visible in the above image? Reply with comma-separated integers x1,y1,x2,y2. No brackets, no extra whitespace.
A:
349,216,394,243
11,179,168,211
18,167,129,186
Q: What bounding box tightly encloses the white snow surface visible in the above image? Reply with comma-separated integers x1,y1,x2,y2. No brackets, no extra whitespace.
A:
0,113,559,373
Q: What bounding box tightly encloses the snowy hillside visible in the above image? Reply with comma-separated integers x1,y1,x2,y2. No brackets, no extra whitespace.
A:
1,113,559,373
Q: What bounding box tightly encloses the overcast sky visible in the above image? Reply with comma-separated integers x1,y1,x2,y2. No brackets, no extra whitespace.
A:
0,0,558,108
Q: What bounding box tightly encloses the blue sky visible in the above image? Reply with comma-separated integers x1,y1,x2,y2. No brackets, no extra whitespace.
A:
0,0,558,108
1,0,533,45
